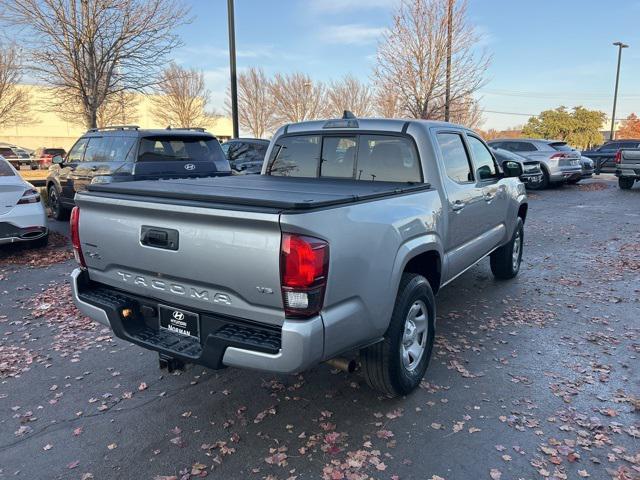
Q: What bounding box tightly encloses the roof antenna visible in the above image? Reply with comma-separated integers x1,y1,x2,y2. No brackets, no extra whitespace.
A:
342,110,356,119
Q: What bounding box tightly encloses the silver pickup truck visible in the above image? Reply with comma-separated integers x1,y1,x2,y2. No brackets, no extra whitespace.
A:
70,117,528,396
615,148,640,189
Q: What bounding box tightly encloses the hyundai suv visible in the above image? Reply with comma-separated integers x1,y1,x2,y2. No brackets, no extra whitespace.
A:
47,126,231,220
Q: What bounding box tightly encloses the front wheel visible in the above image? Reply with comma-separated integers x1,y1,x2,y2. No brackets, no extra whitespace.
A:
618,177,635,190
361,273,435,397
490,217,524,280
48,185,70,221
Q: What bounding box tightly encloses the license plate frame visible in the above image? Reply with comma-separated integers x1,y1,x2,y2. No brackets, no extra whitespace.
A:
159,304,200,340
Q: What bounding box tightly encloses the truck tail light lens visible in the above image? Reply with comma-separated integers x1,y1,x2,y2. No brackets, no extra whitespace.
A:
70,207,87,269
280,233,329,318
614,150,622,164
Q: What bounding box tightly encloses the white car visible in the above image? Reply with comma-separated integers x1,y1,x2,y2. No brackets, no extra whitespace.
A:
0,155,48,247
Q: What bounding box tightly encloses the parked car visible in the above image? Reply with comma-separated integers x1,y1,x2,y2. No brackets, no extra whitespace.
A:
577,156,595,183
488,139,582,189
582,139,640,174
31,147,67,170
0,155,48,247
0,145,32,169
46,125,231,220
490,147,543,187
70,116,528,396
220,138,269,174
615,147,640,190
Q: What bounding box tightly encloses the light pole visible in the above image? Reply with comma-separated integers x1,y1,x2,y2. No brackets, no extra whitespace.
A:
444,0,453,122
610,41,628,141
227,0,239,139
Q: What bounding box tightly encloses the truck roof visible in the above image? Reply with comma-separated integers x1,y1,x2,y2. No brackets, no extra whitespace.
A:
282,118,467,135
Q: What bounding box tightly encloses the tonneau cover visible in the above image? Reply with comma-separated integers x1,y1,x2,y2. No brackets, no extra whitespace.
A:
87,175,431,210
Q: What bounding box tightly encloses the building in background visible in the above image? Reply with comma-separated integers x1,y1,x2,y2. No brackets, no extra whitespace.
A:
0,84,233,150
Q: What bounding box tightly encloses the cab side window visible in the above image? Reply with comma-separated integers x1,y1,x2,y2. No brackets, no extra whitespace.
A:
437,132,474,183
67,138,89,163
467,135,498,181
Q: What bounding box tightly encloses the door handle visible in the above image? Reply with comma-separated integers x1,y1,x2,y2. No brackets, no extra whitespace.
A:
451,200,465,211
483,192,494,201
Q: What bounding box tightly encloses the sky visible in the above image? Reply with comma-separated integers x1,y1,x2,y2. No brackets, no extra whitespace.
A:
174,0,640,130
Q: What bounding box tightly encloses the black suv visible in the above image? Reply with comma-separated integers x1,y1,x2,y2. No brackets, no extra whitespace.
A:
220,138,269,174
47,126,231,219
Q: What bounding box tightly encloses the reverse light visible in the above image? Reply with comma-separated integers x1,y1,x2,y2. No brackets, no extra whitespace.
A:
280,233,329,318
17,188,40,205
70,207,86,269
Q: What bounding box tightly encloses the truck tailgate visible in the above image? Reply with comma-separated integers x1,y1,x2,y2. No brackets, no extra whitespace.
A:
75,193,285,326
621,149,640,168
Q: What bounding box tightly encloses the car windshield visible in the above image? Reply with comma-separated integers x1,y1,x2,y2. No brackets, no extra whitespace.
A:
44,148,65,156
493,148,523,162
549,142,573,152
0,158,16,176
137,136,227,164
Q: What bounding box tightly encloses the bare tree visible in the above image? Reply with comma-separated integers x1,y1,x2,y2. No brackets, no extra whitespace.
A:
227,67,275,138
374,0,489,121
374,84,401,118
151,63,210,128
0,44,31,128
97,90,140,127
449,95,483,129
327,74,374,117
2,0,188,129
269,72,328,124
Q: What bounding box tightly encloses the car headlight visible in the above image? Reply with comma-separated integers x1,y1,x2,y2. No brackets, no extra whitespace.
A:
91,175,113,184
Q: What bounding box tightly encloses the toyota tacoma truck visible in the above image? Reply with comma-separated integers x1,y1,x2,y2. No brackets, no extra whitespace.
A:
70,117,528,396
615,147,640,189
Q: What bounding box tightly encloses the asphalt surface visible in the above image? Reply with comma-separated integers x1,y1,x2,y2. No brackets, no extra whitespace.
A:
1,176,638,480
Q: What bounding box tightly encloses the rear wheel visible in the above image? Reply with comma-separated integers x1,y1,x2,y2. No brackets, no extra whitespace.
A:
490,217,524,280
531,168,550,189
48,185,70,221
618,177,635,190
361,273,435,397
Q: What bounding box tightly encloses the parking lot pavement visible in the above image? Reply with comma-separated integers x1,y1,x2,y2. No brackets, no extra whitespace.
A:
1,177,638,480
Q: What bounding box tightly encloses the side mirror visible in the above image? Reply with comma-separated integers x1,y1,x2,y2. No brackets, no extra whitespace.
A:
52,155,64,165
502,160,523,178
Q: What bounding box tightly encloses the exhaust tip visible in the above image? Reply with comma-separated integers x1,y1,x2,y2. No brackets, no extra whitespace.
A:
325,357,356,373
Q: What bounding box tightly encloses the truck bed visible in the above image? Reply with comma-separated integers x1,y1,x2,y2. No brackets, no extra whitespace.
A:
87,175,431,211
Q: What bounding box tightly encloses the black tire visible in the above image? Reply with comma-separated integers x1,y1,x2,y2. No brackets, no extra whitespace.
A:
490,217,524,280
48,185,70,221
618,177,635,190
29,233,49,249
361,273,435,397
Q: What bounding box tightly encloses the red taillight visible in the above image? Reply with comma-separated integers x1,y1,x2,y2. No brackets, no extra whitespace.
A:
549,153,567,159
615,150,622,164
70,207,86,269
280,233,329,318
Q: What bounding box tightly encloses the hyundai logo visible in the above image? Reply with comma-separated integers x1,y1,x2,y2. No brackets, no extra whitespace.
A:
184,163,196,171
172,310,185,321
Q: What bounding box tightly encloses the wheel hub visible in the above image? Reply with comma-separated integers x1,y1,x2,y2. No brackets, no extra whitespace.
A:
401,300,429,372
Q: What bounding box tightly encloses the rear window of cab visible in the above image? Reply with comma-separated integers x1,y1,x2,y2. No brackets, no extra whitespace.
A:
267,134,422,183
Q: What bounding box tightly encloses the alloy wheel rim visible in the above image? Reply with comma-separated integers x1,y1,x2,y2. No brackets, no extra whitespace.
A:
512,230,522,271
401,300,429,372
50,189,58,215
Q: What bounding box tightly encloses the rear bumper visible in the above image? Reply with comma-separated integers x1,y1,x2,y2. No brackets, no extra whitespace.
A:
0,204,48,245
549,167,582,182
71,269,324,374
616,167,640,178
